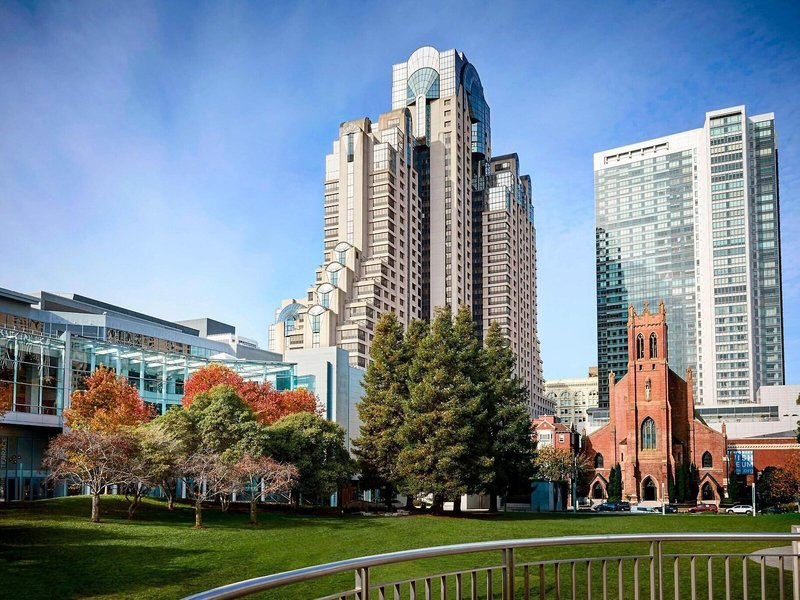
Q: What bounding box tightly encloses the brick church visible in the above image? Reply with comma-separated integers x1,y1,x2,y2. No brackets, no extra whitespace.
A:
584,302,728,504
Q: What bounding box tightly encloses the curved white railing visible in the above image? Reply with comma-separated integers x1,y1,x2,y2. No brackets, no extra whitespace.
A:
184,531,800,600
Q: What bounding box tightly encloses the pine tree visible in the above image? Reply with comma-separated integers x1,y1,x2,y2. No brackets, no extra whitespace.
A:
688,463,699,500
480,322,534,511
449,305,492,512
727,465,740,503
607,464,621,502
353,312,408,509
397,306,477,512
668,469,676,503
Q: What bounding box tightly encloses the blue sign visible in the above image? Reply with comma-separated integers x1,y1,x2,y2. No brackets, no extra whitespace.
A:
733,450,754,475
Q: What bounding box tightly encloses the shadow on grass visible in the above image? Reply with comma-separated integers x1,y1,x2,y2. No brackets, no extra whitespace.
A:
0,523,209,600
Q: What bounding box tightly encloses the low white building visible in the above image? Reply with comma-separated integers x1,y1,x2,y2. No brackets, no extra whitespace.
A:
545,368,599,428
698,384,800,439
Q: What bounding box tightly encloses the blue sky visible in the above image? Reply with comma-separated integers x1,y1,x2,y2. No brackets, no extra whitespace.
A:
1,0,798,382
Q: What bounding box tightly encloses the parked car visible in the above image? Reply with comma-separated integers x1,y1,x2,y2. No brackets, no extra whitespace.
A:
688,503,718,513
759,505,786,514
631,505,658,514
653,504,678,513
594,501,631,512
726,504,754,515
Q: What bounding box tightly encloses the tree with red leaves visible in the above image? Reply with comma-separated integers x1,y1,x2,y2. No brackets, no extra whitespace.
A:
181,364,318,424
181,363,246,408
65,366,154,432
249,386,318,425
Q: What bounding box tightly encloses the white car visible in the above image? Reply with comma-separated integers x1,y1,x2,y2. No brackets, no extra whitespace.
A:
631,505,658,514
726,504,754,515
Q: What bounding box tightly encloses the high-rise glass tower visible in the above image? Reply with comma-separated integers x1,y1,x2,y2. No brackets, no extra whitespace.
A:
272,47,548,415
595,106,784,406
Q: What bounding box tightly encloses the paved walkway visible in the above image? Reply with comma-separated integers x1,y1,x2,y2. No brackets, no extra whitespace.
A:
750,546,795,568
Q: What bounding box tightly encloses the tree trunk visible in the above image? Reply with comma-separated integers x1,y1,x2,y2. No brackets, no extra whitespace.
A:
91,492,100,523
452,495,462,515
194,500,203,528
384,484,394,512
220,496,230,513
489,486,499,513
404,494,414,510
128,496,140,520
249,497,258,525
167,494,175,511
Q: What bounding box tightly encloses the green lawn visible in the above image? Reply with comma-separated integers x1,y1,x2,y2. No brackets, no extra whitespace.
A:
1,496,798,599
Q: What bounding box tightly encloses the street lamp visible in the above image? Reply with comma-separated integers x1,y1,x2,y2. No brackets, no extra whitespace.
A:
8,454,22,501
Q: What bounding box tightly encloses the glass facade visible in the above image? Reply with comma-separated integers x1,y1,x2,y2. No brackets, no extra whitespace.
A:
596,107,785,406
1,327,297,501
749,117,784,390
596,150,697,405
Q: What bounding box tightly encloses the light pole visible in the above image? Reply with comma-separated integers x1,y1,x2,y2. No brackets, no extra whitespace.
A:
8,454,22,501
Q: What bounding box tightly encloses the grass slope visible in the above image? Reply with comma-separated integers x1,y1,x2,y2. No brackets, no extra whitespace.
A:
1,496,798,599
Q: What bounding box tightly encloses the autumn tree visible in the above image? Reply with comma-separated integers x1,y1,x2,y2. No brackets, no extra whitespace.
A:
533,446,575,482
181,364,246,408
233,454,298,524
180,450,229,528
757,466,800,507
116,434,156,519
182,364,317,424
249,385,318,425
479,322,535,511
354,312,409,510
44,429,134,522
268,412,354,506
65,366,154,432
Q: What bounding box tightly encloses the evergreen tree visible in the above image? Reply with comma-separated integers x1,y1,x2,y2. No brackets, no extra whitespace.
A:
676,461,689,502
449,305,492,512
353,312,408,509
480,322,535,511
607,464,623,502
727,466,740,503
688,463,699,500
668,470,676,503
397,305,478,512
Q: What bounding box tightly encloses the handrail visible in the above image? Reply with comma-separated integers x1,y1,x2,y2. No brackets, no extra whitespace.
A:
182,532,800,600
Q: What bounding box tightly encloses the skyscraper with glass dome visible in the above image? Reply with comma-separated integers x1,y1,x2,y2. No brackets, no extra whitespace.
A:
271,47,548,416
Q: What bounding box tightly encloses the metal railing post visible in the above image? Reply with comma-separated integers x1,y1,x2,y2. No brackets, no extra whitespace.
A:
649,541,656,600
657,540,664,600
502,548,515,600
793,525,800,600
355,567,370,600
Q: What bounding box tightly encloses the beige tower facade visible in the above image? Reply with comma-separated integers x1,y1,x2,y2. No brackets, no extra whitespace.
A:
270,109,421,368
480,154,545,412
272,47,547,415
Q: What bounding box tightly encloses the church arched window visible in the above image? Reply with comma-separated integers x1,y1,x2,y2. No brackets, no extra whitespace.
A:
636,334,645,359
702,451,713,468
594,453,604,469
649,332,658,358
641,417,656,450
